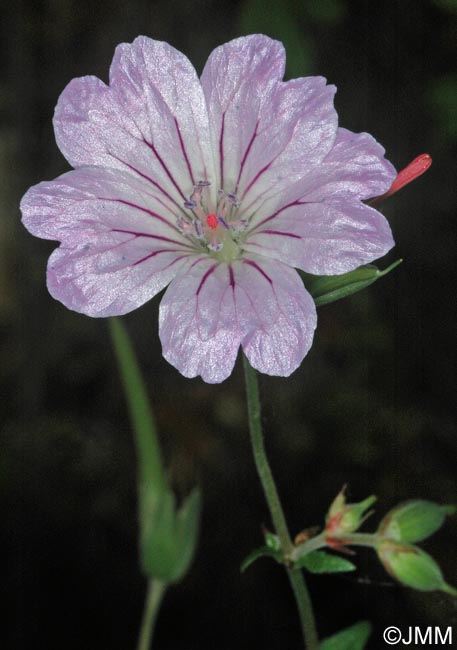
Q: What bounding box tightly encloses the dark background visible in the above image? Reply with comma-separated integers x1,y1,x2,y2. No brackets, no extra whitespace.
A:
1,0,456,648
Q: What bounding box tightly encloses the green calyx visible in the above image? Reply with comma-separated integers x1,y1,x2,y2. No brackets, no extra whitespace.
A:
378,499,455,543
377,540,457,595
326,488,377,536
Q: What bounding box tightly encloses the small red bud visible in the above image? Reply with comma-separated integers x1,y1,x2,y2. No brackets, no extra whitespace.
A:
370,154,432,205
385,154,432,197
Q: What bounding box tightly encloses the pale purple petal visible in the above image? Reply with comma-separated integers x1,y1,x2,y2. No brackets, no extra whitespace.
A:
201,35,285,191
236,78,338,213
20,167,188,245
159,257,241,383
306,127,397,201
243,200,394,275
21,167,193,317
201,35,337,206
248,127,396,228
53,37,214,208
159,254,316,382
235,255,317,376
47,241,191,317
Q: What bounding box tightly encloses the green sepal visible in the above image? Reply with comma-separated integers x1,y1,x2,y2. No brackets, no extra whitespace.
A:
294,550,356,574
301,260,402,307
140,486,201,583
109,318,202,585
326,488,377,536
320,621,372,650
240,545,282,573
379,500,455,543
377,540,457,595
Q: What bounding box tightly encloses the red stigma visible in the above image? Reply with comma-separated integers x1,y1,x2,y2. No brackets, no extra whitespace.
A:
206,213,218,230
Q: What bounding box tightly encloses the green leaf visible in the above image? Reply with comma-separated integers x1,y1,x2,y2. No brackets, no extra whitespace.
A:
141,487,202,582
295,550,356,573
172,487,202,580
320,621,372,650
109,318,202,584
301,260,402,307
240,545,281,573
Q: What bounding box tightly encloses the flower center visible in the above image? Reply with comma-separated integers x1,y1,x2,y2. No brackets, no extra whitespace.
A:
177,181,248,262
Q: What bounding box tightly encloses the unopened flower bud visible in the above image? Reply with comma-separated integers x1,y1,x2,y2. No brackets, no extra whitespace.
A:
325,487,376,537
377,540,457,595
379,500,455,543
370,153,432,205
264,531,281,551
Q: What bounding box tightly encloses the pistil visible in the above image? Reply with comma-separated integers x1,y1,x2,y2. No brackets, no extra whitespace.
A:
177,181,246,261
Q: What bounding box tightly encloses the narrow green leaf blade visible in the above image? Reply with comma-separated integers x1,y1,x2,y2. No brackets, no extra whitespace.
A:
320,621,372,650
241,546,280,573
301,260,402,307
172,487,202,581
141,487,202,583
295,550,356,573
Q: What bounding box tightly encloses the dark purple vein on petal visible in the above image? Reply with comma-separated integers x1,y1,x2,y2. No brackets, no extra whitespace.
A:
196,263,218,295
228,264,235,289
219,112,226,189
98,197,180,233
142,137,186,199
111,228,193,248
240,159,274,201
249,200,306,232
240,119,299,203
258,230,302,239
174,118,195,186
242,259,273,285
189,256,207,270
235,121,259,194
133,250,189,267
107,153,186,214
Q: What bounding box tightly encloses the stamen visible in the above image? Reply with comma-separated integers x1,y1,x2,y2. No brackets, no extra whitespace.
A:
230,218,249,233
217,216,229,230
208,239,222,252
181,180,245,258
227,193,240,207
194,220,204,239
176,216,193,234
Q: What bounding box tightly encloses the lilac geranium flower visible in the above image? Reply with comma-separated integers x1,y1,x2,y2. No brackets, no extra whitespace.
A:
21,35,396,383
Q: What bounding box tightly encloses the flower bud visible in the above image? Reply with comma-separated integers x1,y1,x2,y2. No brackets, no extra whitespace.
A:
325,487,376,537
377,540,457,595
379,500,455,543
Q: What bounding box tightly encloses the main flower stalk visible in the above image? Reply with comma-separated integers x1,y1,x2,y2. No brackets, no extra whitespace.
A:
243,356,319,650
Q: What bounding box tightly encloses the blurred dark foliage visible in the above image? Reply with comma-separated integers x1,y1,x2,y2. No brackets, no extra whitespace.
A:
1,0,456,648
